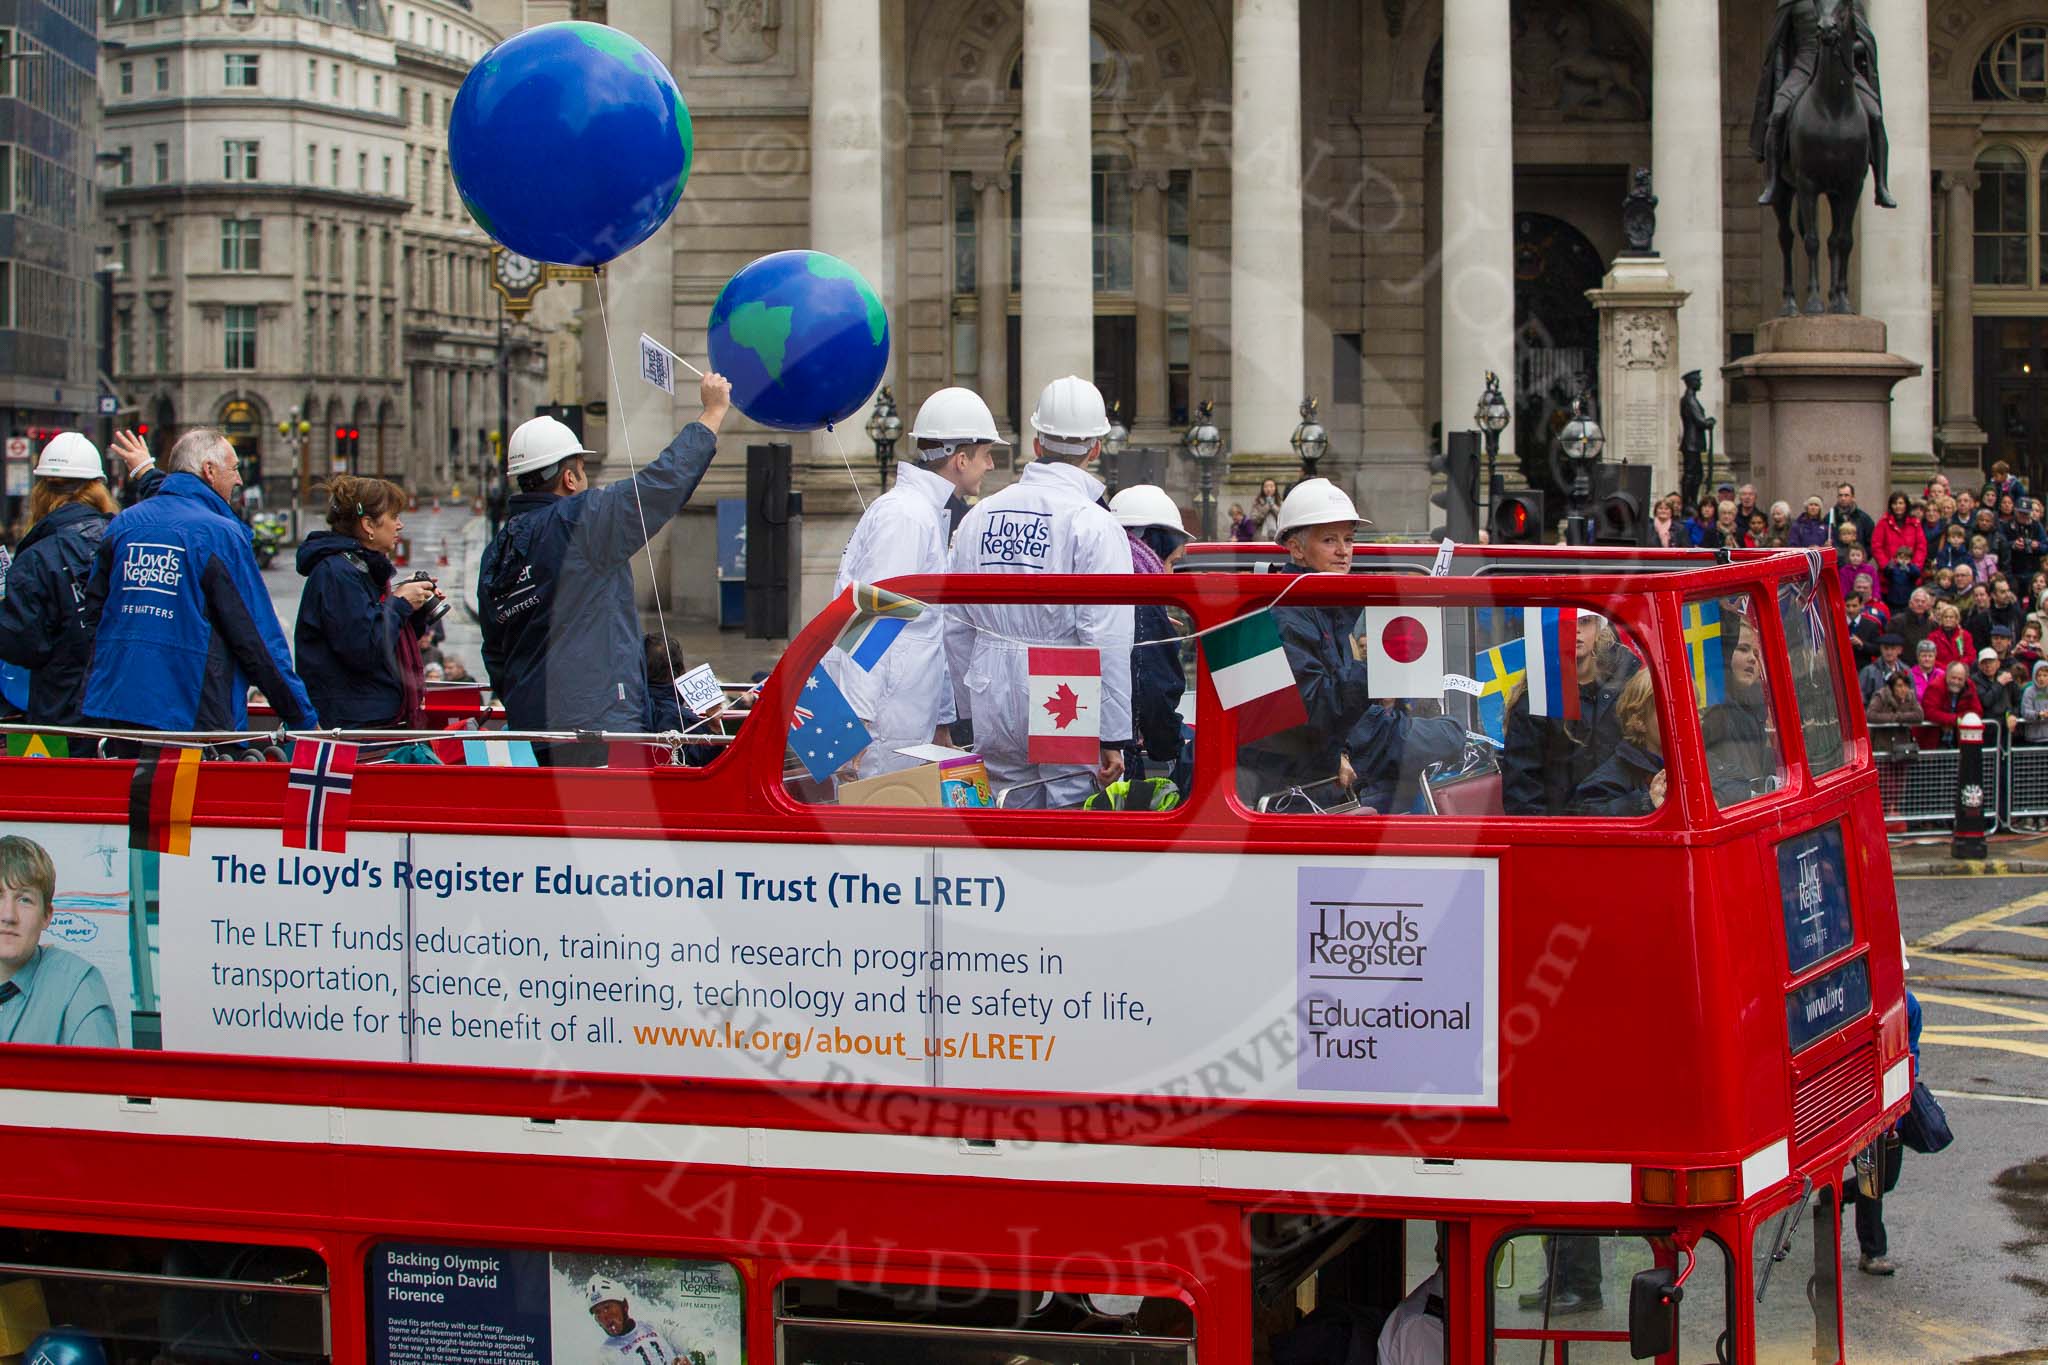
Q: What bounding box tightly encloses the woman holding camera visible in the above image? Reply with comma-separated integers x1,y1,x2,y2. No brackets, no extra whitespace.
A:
294,476,435,729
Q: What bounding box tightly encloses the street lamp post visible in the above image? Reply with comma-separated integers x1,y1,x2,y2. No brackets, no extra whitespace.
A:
1289,395,1328,481
276,407,312,541
1101,401,1129,493
865,386,902,489
1474,371,1511,503
1181,399,1225,541
1558,396,1605,546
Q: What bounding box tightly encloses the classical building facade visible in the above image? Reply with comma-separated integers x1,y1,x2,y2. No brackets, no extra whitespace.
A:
1,0,102,482
99,0,560,501
549,0,2048,619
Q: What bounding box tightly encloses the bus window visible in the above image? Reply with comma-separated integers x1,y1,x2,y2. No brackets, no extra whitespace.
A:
1774,578,1849,777
0,1226,329,1361
1487,1230,1731,1363
775,1279,1194,1365
365,1243,741,1364
788,594,1196,813
1684,593,1788,808
1238,601,1656,817
1753,1186,1843,1364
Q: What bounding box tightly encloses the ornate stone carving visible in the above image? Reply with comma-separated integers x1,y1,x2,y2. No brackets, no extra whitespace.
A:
702,0,780,66
1509,0,1647,122
1621,168,1657,255
1615,313,1669,370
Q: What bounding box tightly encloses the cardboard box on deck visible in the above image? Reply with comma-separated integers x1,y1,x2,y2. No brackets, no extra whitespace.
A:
0,1277,50,1356
839,751,993,808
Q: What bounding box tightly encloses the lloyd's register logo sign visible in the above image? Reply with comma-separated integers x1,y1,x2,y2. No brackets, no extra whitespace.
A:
1774,823,1871,1051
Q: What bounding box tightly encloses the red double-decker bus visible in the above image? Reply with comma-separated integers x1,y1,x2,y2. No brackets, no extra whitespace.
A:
0,544,1905,1364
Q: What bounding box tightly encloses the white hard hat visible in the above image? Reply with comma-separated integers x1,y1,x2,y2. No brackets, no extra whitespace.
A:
1029,375,1110,455
1110,485,1184,534
506,415,594,478
585,1275,628,1310
33,432,104,480
1275,478,1365,537
909,387,1007,456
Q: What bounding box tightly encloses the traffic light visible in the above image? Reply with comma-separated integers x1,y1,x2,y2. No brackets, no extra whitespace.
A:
333,426,362,466
1428,430,1481,542
135,423,149,438
1591,464,1652,546
1490,490,1547,544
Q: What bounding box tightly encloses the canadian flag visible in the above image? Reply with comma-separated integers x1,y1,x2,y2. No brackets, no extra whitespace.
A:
1027,647,1102,764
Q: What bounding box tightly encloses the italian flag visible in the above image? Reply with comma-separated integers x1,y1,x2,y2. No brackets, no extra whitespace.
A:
1202,611,1307,743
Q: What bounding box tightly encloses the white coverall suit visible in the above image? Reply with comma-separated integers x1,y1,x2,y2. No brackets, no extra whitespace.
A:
945,459,1134,808
828,460,957,778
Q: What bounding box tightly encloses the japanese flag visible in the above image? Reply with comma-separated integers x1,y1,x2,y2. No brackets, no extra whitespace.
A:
1359,606,1446,699
1027,647,1102,764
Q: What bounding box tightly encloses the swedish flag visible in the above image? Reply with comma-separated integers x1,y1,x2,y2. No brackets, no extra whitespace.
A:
1474,637,1528,742
1684,600,1725,707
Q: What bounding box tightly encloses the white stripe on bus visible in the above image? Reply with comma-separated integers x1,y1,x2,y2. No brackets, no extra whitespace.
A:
0,1087,1636,1203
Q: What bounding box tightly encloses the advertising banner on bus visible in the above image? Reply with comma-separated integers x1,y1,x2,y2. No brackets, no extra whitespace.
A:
7,822,1501,1110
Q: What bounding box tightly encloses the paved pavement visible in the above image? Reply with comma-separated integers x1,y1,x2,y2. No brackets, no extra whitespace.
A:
1854,875,2048,1362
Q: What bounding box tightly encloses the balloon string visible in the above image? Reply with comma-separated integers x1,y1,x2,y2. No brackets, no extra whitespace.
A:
826,423,869,513
594,267,682,694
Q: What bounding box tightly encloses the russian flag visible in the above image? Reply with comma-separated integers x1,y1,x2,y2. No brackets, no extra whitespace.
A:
1522,607,1580,721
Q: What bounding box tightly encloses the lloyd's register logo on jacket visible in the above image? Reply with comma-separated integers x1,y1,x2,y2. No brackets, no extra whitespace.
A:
122,542,186,594
977,510,1052,569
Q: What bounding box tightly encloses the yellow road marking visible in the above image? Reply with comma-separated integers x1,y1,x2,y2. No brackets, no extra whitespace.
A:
1911,991,2048,1025
1918,1031,2048,1060
1914,886,2048,948
1915,949,2048,981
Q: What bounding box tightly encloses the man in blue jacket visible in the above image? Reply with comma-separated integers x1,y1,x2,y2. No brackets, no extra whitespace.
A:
80,428,316,732
479,371,730,764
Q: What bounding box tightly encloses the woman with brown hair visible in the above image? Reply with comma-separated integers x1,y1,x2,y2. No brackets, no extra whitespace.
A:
293,474,436,729
1571,668,1666,815
0,431,155,724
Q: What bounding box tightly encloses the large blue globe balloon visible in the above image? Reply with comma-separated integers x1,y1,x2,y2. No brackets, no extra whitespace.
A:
448,21,692,266
26,1333,107,1365
706,251,890,432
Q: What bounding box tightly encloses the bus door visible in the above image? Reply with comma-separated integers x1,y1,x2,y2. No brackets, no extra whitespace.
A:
1746,1183,1843,1365
1249,1214,1453,1365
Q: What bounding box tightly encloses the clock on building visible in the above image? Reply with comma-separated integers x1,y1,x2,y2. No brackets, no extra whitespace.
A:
491,246,545,312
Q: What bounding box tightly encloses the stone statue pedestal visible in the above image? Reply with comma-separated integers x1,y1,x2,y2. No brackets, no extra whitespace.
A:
1586,256,1688,500
1722,315,1922,508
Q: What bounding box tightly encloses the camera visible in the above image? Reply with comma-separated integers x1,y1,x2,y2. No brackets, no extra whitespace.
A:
401,569,452,628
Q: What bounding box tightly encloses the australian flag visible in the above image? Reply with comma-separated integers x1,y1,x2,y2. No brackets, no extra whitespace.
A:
283,739,357,853
790,666,871,782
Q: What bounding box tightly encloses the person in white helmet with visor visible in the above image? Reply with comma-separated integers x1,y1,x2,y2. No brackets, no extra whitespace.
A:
946,376,1134,807
583,1274,684,1363
0,430,156,724
478,371,731,764
829,386,1004,777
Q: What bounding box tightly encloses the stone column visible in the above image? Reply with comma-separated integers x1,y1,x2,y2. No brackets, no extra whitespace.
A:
1652,0,1724,438
1230,0,1305,458
1133,170,1169,428
1936,171,1986,463
1019,0,1093,401
811,0,888,456
974,174,1009,427
1857,0,1933,484
1439,0,1515,462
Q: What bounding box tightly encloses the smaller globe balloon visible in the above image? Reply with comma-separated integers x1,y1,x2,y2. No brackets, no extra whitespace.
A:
25,1333,109,1365
706,251,890,432
448,21,693,267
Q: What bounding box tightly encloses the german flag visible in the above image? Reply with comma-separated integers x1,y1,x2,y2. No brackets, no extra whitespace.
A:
129,747,201,856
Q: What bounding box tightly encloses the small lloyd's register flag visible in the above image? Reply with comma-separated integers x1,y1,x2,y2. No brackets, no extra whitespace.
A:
1027,647,1101,764
638,333,677,394
1200,611,1307,743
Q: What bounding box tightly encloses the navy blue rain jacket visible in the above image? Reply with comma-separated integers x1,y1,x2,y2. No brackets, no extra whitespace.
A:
479,423,718,732
0,502,112,725
81,472,316,730
294,532,418,728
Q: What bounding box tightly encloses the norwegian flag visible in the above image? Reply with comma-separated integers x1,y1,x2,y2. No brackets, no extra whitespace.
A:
283,739,358,853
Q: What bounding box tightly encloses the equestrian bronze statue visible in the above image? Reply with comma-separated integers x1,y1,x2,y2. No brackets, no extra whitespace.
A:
1750,0,1895,316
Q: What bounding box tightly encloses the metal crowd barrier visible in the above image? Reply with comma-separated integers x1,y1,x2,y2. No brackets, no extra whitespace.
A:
1869,723,2025,837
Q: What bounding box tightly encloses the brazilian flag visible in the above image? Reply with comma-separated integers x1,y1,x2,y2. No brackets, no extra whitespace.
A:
6,733,69,759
